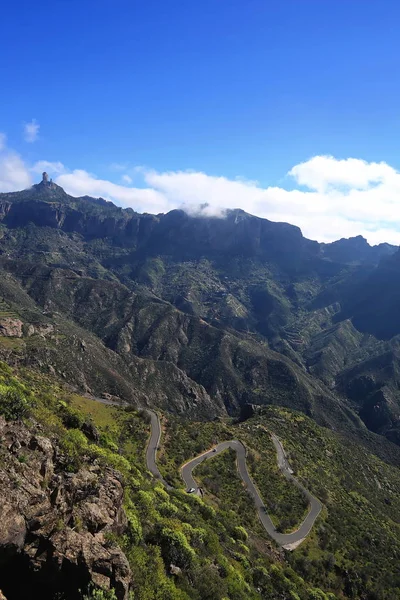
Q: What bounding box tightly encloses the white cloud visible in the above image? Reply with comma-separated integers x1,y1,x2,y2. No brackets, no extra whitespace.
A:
24,119,40,143
51,156,400,244
289,155,396,192
56,170,169,213
138,159,400,244
0,133,32,191
30,160,66,176
0,141,400,244
0,152,32,191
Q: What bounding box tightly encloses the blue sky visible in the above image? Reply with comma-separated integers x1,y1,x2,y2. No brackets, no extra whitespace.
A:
1,0,400,243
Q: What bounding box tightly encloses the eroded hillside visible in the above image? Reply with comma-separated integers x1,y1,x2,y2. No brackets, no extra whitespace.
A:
0,181,400,445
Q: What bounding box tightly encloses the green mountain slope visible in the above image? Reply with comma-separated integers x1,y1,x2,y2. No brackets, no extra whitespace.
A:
1,363,399,599
0,180,400,599
1,180,400,443
1,181,399,443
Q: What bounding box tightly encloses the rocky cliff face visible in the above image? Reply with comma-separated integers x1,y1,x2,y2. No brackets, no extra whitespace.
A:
339,248,400,339
1,181,400,445
336,350,400,444
1,184,396,264
0,318,23,338
0,183,159,247
0,416,131,600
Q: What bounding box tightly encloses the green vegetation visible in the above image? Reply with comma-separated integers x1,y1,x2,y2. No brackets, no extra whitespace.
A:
194,448,260,531
1,358,399,598
0,296,19,319
0,361,344,600
161,415,310,533
0,335,25,350
0,362,34,420
159,409,400,599
245,439,309,533
158,415,233,487
248,408,400,599
83,588,118,600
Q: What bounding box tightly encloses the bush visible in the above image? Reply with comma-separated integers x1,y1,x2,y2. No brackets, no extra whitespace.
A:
233,526,248,542
59,404,84,429
158,527,195,569
91,445,131,474
126,509,143,545
60,428,89,470
0,387,32,420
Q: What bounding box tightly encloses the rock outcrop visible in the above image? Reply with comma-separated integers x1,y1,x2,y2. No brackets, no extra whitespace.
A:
0,417,131,599
0,318,23,338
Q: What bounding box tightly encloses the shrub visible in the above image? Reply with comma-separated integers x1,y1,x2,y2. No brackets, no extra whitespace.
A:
309,590,330,600
83,587,117,600
60,428,89,470
91,446,131,474
0,387,32,420
233,525,248,542
158,527,195,569
126,509,143,545
59,404,84,429
99,432,119,452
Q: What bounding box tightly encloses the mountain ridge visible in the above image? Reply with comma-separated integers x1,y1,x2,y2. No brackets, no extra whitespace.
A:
1,179,400,448
0,180,396,261
1,180,400,599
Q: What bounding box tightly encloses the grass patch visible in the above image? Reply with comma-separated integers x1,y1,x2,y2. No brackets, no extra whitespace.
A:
69,395,150,471
69,395,121,430
0,336,25,350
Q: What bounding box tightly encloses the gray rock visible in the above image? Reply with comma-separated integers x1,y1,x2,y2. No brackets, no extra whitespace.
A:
0,419,132,599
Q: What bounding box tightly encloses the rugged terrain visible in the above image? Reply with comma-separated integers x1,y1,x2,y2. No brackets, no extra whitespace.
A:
0,364,399,599
0,179,400,598
0,178,400,445
0,416,131,599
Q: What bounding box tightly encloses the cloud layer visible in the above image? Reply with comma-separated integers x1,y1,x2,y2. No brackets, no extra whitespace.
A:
56,157,400,245
0,140,399,245
23,119,40,143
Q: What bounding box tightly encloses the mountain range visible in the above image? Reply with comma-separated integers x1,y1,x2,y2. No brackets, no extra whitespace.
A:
1,177,399,448
1,177,400,599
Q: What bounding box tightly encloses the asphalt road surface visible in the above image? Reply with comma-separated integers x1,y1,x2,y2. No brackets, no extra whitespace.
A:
87,400,321,550
145,410,173,490
83,400,173,490
146,410,321,549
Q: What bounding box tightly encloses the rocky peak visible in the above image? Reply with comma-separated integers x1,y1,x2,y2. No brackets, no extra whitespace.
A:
32,177,68,199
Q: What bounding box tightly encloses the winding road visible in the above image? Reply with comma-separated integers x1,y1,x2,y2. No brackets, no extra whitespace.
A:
86,397,321,550
145,410,322,550
145,409,173,490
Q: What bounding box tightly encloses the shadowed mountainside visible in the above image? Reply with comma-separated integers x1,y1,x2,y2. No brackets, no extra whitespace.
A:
0,180,400,445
